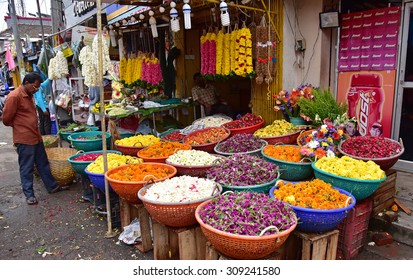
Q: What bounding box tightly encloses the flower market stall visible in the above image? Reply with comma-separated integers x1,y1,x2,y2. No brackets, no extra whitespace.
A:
56,0,406,261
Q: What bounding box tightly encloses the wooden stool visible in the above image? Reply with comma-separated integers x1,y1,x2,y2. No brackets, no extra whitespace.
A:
285,229,339,260
152,221,207,260
119,197,153,253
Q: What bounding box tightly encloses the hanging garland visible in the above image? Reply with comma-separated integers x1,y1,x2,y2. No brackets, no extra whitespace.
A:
215,30,224,75
222,31,231,76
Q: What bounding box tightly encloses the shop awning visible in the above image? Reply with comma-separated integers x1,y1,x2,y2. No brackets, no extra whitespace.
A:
107,6,151,25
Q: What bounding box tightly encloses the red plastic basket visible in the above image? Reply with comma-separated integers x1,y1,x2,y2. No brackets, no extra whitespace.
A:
115,143,147,156
259,130,301,145
223,119,264,136
183,127,230,153
337,198,373,259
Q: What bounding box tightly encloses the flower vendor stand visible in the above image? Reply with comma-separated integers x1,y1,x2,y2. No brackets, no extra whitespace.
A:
284,229,340,260
151,220,207,260
119,197,153,253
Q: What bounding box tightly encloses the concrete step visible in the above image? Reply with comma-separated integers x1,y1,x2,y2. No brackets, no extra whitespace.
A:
369,171,413,247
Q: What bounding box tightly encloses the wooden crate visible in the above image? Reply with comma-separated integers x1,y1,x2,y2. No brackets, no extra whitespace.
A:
372,169,397,215
284,230,339,260
119,198,153,253
152,221,207,260
205,242,284,260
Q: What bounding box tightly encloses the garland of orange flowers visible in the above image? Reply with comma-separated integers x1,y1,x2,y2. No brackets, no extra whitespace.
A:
119,57,127,81
273,179,351,210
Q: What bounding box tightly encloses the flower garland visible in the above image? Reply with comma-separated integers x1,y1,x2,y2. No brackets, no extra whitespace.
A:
200,33,207,75
215,30,224,75
119,57,127,81
79,45,98,87
233,27,253,77
222,32,231,76
255,25,268,84
48,51,69,80
230,28,238,73
91,34,112,74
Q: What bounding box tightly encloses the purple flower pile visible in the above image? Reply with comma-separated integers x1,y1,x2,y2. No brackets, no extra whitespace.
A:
207,154,279,186
215,133,265,154
198,192,296,236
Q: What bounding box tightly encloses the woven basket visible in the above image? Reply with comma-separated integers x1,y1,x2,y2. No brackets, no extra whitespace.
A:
46,147,77,186
269,185,356,233
195,199,297,259
138,183,222,227
42,135,59,148
105,163,177,203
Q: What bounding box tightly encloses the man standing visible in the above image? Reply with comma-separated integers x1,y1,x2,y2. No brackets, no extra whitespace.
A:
34,78,52,135
2,72,67,205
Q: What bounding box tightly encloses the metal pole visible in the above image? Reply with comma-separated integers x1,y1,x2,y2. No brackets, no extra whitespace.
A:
36,0,59,134
8,0,25,81
96,0,115,238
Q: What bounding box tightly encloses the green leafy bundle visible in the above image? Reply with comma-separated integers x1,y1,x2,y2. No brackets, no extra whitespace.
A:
298,88,347,126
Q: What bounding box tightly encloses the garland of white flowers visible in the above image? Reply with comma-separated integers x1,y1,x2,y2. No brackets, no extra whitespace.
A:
48,51,68,80
79,34,112,87
79,45,98,87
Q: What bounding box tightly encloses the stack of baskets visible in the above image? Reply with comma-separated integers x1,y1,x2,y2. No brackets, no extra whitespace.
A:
46,147,77,186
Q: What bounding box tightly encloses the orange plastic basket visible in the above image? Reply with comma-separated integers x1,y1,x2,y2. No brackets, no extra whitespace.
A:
138,183,222,228
195,199,297,259
137,143,192,163
105,163,177,204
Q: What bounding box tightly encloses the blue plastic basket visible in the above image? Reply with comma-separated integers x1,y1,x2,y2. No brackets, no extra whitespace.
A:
270,185,356,233
311,162,386,201
68,131,112,152
85,168,114,193
261,145,314,181
67,150,121,176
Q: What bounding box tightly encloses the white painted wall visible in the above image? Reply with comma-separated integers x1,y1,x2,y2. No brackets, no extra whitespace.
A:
282,0,325,90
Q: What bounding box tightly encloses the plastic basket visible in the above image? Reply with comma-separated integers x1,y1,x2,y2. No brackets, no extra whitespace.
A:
67,150,121,176
337,198,373,259
138,183,222,227
165,155,225,178
223,119,264,136
214,139,267,157
195,199,297,259
59,126,99,142
270,185,356,233
312,163,386,200
337,138,404,171
261,145,313,181
183,127,230,153
221,175,279,193
68,131,111,152
45,147,77,186
85,168,114,193
259,130,301,145
105,163,177,204
115,143,147,156
137,143,192,163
